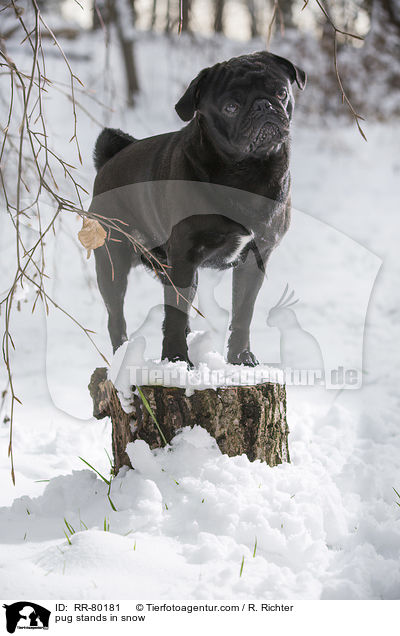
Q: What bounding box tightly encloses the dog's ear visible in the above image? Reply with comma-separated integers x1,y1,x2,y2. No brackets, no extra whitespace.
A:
175,68,210,121
272,54,307,90
257,52,306,90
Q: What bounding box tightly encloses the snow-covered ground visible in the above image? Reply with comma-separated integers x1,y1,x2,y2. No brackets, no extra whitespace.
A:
0,32,399,600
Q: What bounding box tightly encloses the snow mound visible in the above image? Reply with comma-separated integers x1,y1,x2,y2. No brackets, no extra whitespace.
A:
109,333,280,410
1,425,399,599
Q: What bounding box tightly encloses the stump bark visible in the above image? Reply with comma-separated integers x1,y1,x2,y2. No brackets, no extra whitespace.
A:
88,368,290,474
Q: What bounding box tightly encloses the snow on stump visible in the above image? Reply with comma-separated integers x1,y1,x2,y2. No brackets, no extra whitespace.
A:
88,367,290,473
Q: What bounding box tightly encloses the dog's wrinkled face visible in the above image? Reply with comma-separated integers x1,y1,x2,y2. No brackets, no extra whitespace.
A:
175,52,306,159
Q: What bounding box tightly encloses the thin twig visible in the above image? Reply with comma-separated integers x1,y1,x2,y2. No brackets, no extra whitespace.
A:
313,0,366,139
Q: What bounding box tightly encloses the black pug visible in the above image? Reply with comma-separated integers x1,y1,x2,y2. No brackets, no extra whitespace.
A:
90,51,306,366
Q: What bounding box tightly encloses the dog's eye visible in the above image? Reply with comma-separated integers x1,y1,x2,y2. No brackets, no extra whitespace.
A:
223,102,240,115
277,88,288,100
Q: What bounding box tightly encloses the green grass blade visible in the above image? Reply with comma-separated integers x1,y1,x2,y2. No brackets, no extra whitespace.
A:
64,531,72,545
137,386,168,446
64,518,75,535
104,448,114,473
79,456,111,485
239,556,245,577
107,494,117,511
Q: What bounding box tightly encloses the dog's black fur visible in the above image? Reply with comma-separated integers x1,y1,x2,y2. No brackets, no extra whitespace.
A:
91,51,306,366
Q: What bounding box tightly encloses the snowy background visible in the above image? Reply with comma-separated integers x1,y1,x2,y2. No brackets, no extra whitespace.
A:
0,13,400,600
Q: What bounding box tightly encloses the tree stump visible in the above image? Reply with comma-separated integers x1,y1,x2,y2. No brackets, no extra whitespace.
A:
88,368,290,474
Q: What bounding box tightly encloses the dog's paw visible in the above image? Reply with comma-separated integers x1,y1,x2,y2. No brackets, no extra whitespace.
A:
162,353,194,369
227,349,259,367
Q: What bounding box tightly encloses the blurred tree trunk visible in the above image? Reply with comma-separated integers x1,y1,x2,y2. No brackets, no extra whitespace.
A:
336,0,400,118
361,0,400,76
129,0,137,25
214,0,225,33
165,0,171,33
110,0,139,106
247,0,259,38
368,0,400,42
92,0,108,30
277,0,294,30
364,0,400,99
319,2,334,52
151,0,157,30
181,0,191,32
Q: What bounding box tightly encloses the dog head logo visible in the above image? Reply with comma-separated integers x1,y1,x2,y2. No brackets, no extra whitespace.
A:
2,602,50,633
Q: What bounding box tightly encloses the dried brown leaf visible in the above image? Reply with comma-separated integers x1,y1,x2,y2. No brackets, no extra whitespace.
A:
78,217,107,258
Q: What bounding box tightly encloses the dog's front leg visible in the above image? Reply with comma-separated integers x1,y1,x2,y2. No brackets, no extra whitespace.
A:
227,252,268,366
162,256,198,366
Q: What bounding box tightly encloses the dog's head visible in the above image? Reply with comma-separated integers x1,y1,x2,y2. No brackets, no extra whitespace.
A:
175,52,306,159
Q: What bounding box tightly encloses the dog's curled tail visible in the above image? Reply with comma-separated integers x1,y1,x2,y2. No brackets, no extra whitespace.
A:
93,127,136,171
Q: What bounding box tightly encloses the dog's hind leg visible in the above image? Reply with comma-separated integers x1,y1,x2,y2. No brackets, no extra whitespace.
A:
94,239,132,353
